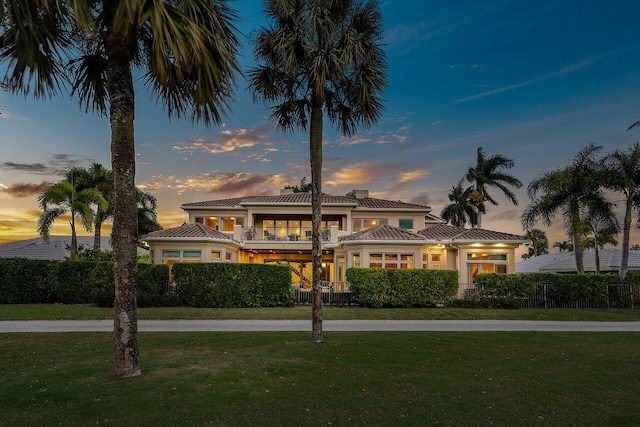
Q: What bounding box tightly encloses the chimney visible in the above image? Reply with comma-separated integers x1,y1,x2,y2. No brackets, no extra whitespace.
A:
354,190,369,199
280,188,294,195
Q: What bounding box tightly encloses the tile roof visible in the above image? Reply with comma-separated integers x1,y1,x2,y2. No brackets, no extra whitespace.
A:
0,236,146,260
516,249,640,273
142,223,236,241
182,193,431,210
417,224,526,242
339,225,426,242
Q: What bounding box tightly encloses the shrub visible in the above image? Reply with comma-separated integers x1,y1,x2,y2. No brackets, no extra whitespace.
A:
474,273,627,308
346,268,459,308
173,262,293,308
0,258,54,303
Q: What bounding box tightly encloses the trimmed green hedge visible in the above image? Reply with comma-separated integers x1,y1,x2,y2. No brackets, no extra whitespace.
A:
0,258,54,303
173,262,294,308
475,273,628,308
0,258,171,307
346,268,459,308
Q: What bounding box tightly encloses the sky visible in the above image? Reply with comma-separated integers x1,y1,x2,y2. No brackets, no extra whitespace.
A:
1,0,640,254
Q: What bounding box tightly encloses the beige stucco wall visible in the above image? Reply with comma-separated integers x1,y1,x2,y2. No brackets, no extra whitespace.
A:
148,240,239,264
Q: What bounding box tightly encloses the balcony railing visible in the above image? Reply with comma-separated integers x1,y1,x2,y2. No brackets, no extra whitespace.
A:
242,226,330,242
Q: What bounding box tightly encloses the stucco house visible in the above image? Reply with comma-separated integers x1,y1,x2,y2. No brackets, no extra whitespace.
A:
142,189,527,285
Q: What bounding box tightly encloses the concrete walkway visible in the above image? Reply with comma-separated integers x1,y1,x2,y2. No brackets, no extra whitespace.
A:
2,319,640,333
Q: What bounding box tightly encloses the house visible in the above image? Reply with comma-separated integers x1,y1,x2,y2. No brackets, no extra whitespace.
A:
142,189,527,285
516,249,640,274
0,236,148,260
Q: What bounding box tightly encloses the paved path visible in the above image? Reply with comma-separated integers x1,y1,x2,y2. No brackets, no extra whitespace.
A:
2,319,640,333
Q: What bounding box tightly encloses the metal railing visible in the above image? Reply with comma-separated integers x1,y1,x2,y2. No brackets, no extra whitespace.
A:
456,283,634,309
294,282,353,306
242,226,331,242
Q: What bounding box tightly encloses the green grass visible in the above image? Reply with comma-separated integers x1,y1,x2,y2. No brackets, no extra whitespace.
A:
2,304,640,321
1,332,639,426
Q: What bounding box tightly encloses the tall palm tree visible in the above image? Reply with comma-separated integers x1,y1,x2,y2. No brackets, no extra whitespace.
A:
581,212,619,274
522,144,611,274
466,147,522,228
441,180,477,227
38,172,107,257
1,0,240,377
249,0,387,343
602,142,640,280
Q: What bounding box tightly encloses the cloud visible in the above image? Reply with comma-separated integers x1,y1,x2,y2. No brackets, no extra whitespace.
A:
1,181,51,198
408,192,431,206
172,128,271,155
140,172,292,197
0,154,91,176
450,53,611,104
398,170,430,183
339,136,371,147
325,162,430,192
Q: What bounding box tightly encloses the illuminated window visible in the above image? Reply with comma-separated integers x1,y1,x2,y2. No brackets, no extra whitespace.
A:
353,253,360,268
467,253,508,282
368,252,413,269
211,251,221,262
226,252,232,261
352,218,388,232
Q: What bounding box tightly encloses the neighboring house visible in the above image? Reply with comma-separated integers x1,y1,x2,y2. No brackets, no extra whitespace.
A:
142,189,527,285
516,249,640,274
0,236,112,261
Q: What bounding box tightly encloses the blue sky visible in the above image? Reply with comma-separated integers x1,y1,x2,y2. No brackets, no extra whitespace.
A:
1,0,640,250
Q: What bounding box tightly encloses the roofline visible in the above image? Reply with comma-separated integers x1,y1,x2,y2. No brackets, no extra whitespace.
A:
338,239,427,245
450,239,528,244
181,206,247,211
352,207,431,212
142,236,242,247
241,202,358,207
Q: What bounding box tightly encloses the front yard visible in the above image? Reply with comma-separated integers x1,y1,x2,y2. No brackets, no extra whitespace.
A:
1,331,639,426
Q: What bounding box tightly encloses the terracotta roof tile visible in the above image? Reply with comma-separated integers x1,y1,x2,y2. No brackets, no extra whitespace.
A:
182,194,430,210
417,224,525,241
142,223,235,241
339,225,425,242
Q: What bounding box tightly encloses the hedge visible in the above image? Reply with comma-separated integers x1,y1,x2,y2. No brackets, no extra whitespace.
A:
0,258,54,303
474,273,628,308
346,268,459,308
173,262,294,308
0,258,171,306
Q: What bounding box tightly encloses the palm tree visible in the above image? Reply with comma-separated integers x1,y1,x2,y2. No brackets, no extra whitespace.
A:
440,180,477,227
522,144,611,274
74,163,115,251
1,0,240,377
38,171,107,257
466,147,522,228
137,189,162,239
581,213,619,274
553,241,574,253
249,0,387,343
524,228,549,257
602,142,640,280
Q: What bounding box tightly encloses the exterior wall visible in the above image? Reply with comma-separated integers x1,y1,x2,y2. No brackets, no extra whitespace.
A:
350,211,425,232
148,240,238,266
455,243,517,284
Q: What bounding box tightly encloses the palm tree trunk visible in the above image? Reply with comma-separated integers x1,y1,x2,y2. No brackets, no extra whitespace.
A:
107,36,140,378
572,219,585,274
594,240,600,274
620,199,632,280
70,216,78,257
94,216,102,251
310,94,323,344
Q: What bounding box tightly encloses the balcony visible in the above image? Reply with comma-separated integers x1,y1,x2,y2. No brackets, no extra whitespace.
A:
242,226,330,242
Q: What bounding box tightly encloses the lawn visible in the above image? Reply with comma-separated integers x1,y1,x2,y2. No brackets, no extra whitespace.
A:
1,332,639,426
2,304,640,321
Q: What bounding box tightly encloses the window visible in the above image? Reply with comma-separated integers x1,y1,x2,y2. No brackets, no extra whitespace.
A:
226,253,232,261
353,253,360,268
211,251,221,262
162,250,202,272
195,217,240,232
352,218,389,232
182,251,201,263
467,253,508,282
369,252,414,269
399,219,414,230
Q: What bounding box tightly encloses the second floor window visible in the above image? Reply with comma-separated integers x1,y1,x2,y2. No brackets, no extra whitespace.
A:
195,216,244,231
352,218,388,232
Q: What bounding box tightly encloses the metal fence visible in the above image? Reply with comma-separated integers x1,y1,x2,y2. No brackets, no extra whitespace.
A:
457,283,634,309
294,282,353,306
